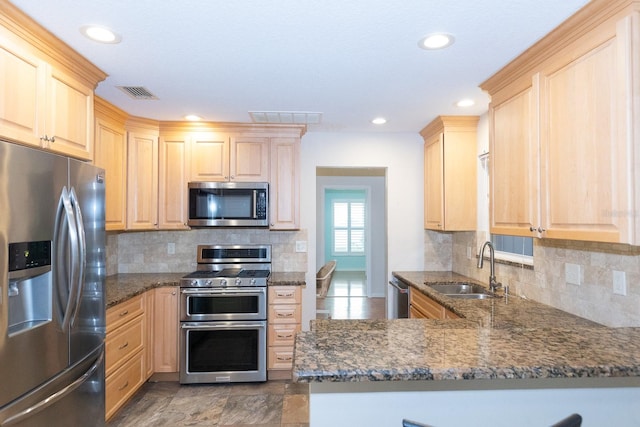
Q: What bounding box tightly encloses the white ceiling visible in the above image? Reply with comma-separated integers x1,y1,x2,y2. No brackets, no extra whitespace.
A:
10,0,590,133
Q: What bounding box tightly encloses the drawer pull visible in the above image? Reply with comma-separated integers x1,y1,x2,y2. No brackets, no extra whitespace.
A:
119,310,129,317
277,355,293,361
277,292,294,298
118,381,129,391
278,333,294,339
118,342,129,350
277,312,293,317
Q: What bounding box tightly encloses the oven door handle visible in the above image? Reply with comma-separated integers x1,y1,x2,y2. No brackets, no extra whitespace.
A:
181,322,266,330
181,288,266,295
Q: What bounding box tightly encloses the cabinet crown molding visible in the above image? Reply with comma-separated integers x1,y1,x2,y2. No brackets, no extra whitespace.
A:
0,0,107,88
420,115,479,138
480,0,638,95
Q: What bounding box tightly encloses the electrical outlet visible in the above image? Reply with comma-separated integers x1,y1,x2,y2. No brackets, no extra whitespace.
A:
295,241,307,253
565,263,581,286
613,270,627,296
167,242,175,255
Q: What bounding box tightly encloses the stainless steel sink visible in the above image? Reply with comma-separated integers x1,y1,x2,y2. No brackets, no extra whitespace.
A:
445,293,493,300
426,282,496,299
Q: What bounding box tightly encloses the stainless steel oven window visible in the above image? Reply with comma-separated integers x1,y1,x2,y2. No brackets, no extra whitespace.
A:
180,288,267,321
180,321,267,383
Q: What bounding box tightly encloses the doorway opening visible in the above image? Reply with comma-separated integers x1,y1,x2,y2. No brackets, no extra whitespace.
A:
315,167,387,320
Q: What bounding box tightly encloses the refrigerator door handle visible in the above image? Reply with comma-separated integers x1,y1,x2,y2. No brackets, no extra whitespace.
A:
54,187,80,332
68,187,86,328
1,353,103,426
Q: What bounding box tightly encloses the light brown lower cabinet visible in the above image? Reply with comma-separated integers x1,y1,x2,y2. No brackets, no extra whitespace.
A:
153,286,179,373
409,289,458,320
105,294,147,420
105,286,180,420
267,286,302,380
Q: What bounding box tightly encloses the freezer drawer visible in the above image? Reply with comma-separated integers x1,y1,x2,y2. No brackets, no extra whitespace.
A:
0,347,105,427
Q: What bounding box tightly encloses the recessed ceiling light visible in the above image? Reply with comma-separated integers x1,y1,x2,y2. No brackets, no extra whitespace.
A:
418,33,454,50
456,99,475,108
371,117,387,125
184,114,203,121
80,25,121,44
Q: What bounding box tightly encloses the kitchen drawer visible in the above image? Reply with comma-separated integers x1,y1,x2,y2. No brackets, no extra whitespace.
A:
107,294,145,333
268,323,300,347
105,349,145,420
268,286,301,305
268,304,301,324
410,290,443,319
105,314,144,377
268,346,294,370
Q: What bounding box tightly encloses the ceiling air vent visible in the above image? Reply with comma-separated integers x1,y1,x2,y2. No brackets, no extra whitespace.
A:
249,111,322,125
117,86,158,100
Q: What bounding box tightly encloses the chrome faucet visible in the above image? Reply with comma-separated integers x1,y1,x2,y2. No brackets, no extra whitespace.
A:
477,241,502,293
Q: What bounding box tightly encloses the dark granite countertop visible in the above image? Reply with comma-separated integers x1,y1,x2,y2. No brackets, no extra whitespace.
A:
106,271,306,308
269,271,306,286
293,271,640,384
106,273,185,308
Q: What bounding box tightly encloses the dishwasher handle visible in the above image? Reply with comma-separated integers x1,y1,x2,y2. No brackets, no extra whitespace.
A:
389,278,409,294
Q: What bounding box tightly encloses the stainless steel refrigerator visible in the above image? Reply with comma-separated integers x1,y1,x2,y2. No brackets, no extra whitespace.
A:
0,140,106,426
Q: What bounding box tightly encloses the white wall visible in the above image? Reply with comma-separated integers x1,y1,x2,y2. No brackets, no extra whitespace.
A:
300,131,425,329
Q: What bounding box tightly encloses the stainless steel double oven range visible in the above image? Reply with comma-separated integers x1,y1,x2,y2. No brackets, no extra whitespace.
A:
179,244,270,384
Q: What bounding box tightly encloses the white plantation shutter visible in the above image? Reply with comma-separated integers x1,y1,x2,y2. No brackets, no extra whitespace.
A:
332,200,365,254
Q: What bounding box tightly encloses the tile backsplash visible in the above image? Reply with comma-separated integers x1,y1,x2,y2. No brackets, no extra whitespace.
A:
106,229,308,275
450,232,640,327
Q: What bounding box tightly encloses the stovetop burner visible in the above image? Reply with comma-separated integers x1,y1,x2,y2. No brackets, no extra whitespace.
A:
182,269,270,279
181,244,271,288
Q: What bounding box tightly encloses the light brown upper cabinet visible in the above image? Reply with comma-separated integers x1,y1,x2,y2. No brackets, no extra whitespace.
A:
421,116,479,231
94,98,128,231
269,137,301,230
158,133,190,230
0,2,106,160
230,136,270,182
126,118,159,230
189,131,269,182
189,130,231,181
481,0,640,244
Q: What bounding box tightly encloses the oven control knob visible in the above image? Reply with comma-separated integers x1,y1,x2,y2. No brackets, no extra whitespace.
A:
250,279,256,286
235,278,242,286
191,280,198,286
205,280,213,286
220,279,227,287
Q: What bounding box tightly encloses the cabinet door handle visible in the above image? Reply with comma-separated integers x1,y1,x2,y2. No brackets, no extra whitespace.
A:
537,227,546,233
277,355,293,361
529,226,536,232
119,310,129,317
118,381,129,391
118,342,129,350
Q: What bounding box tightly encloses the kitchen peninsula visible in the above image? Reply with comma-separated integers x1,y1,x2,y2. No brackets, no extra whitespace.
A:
293,272,640,426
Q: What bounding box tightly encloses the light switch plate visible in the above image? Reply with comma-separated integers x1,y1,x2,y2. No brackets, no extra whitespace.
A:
613,270,627,296
167,242,175,255
565,263,581,286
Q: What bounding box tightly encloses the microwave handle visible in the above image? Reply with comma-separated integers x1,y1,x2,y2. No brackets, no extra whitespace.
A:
252,190,258,219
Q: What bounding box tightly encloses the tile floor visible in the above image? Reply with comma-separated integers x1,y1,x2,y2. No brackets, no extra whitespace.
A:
107,380,309,427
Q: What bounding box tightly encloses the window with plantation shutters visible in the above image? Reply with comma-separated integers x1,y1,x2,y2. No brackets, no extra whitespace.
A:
332,200,365,255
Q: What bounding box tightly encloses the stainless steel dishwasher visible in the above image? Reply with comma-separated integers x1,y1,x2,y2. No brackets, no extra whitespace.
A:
388,277,409,318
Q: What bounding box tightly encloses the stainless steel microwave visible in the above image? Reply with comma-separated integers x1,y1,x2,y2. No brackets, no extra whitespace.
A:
187,182,268,227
